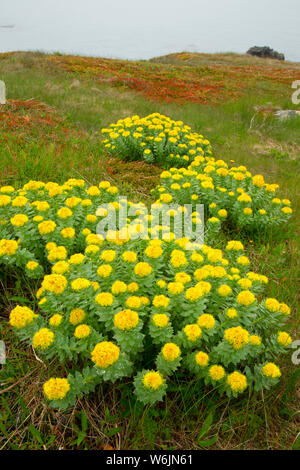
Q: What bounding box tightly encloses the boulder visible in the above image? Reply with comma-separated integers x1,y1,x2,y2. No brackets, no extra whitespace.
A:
247,46,285,61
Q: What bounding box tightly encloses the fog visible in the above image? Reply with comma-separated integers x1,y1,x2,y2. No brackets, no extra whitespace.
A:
0,0,299,60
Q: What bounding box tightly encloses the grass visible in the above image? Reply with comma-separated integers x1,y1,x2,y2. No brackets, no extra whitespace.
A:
0,51,299,450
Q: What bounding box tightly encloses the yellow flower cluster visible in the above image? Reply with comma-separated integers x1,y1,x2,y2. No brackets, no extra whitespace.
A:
4,174,291,405
43,378,70,401
91,341,120,368
101,113,212,167
155,156,292,233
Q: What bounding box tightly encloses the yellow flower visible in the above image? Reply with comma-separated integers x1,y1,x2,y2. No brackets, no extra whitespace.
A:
161,343,180,361
126,296,142,309
69,308,86,325
262,363,281,378
218,284,232,297
95,292,114,306
86,233,103,245
99,181,111,189
134,262,152,277
69,253,85,265
237,256,250,266
86,185,100,196
111,281,127,295
243,208,252,215
97,264,112,278
33,328,54,350
91,341,120,368
175,272,191,284
265,298,280,312
197,314,215,329
226,240,244,251
218,209,227,218
0,185,14,193
122,251,137,263
249,335,261,346
184,324,202,341
61,227,75,239
9,305,37,329
71,278,91,291
226,308,238,318
157,279,166,288
277,331,292,347
185,286,204,302
145,244,163,259
48,246,67,262
128,282,139,293
152,313,169,327
10,214,29,227
52,261,69,275
42,274,68,294
12,196,28,207
209,365,225,381
74,324,91,339
0,195,11,206
279,303,291,316
49,314,63,327
237,290,255,306
153,295,170,308
167,281,184,295
65,196,81,208
170,251,188,268
224,326,249,350
114,309,139,330
252,174,265,187
190,252,204,263
57,207,73,219
26,261,39,271
195,351,209,366
282,207,292,214
85,244,100,255
237,278,252,289
38,220,56,235
143,371,163,390
100,250,116,262
0,239,19,256
43,378,70,400
227,371,247,393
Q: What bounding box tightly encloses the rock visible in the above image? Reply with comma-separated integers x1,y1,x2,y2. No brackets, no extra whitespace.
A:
247,46,285,61
70,79,81,89
274,110,300,120
0,80,6,104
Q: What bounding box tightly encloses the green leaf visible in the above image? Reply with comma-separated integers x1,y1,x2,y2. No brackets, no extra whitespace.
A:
197,411,214,441
29,424,44,445
198,435,218,448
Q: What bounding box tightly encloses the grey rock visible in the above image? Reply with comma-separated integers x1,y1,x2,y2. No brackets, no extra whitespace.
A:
247,46,285,61
70,79,81,89
274,110,300,120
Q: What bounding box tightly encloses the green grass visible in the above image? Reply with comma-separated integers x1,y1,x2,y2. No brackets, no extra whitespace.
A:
0,51,299,450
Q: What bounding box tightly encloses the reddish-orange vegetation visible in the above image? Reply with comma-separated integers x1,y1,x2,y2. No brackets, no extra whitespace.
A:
49,55,300,104
0,100,83,139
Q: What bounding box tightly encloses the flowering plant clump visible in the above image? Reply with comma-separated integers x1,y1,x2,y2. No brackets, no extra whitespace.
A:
152,157,292,233
9,216,292,407
101,113,212,167
0,178,120,278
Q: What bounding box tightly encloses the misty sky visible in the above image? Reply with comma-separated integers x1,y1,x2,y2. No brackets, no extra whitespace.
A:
0,0,299,60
